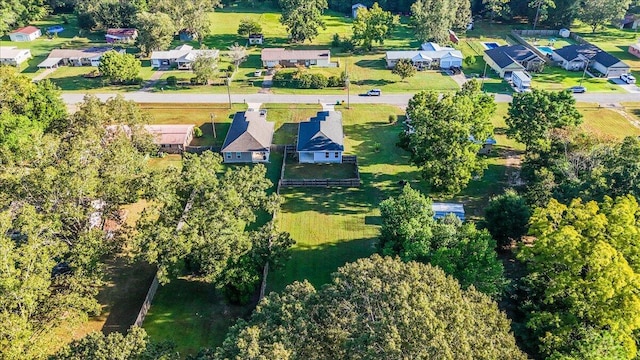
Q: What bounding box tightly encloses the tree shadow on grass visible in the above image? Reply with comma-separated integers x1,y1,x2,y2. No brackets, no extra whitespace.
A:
266,237,377,294
100,257,157,334
143,277,254,355
354,58,386,69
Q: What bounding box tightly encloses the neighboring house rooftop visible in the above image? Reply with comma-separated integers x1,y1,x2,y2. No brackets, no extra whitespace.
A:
261,48,330,62
554,44,629,68
150,45,219,61
249,33,263,38
222,110,275,152
11,26,40,35
484,44,540,68
386,49,463,61
145,125,195,145
0,46,30,58
106,28,137,38
420,42,454,51
432,202,465,221
48,47,116,59
297,111,344,152
352,3,366,8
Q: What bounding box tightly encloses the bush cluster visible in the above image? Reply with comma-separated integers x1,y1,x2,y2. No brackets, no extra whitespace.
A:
272,69,346,89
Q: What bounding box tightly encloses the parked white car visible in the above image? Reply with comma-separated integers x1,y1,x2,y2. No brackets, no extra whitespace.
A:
621,73,636,84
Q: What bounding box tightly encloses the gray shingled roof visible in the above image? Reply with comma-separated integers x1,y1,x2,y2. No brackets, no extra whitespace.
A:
484,45,540,69
222,111,274,152
553,44,629,68
297,111,344,152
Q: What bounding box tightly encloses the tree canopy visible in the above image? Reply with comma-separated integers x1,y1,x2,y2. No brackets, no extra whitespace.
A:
518,195,640,359
403,80,495,194
506,89,582,152
135,11,176,55
485,189,532,247
378,185,506,297
391,58,416,81
134,151,292,302
351,2,398,51
578,0,632,33
213,255,526,359
237,17,262,36
410,0,471,42
278,0,328,43
98,51,141,84
50,327,178,360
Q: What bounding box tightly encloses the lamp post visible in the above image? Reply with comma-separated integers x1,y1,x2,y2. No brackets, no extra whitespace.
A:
225,77,232,109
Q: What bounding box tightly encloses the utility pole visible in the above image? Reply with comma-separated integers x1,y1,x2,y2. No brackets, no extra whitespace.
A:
345,57,350,109
226,77,232,109
533,0,543,30
210,113,216,138
579,58,589,86
481,62,488,91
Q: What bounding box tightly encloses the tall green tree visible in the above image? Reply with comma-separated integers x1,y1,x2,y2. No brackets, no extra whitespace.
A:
75,0,139,29
134,151,278,285
135,11,175,55
378,185,506,297
237,17,262,36
0,0,48,34
410,0,470,42
278,0,328,43
98,51,141,84
213,255,526,359
485,189,532,247
192,50,218,84
404,80,495,194
519,195,640,358
483,0,511,20
391,58,416,81
151,0,220,44
578,0,633,32
0,206,100,360
0,67,67,163
51,327,178,360
351,2,398,51
506,89,582,152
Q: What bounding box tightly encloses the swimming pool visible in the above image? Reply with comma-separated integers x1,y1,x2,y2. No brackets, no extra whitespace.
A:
537,46,554,55
47,25,64,34
483,42,500,50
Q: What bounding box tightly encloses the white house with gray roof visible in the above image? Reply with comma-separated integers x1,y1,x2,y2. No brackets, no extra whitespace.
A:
221,110,275,163
261,48,334,68
297,111,344,163
385,43,463,69
150,45,219,70
551,44,630,78
0,47,31,66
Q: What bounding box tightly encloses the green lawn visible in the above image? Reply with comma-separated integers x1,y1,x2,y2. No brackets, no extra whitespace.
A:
140,103,247,147
283,159,358,179
143,278,253,356
578,103,640,140
531,66,623,93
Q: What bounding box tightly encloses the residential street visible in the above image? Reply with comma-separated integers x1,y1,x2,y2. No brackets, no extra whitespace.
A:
61,91,640,106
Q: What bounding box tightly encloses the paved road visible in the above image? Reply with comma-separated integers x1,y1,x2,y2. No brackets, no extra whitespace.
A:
61,91,640,106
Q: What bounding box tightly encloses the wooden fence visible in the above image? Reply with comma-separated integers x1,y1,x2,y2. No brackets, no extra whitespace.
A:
279,178,361,187
278,147,361,188
511,30,553,63
131,191,197,328
133,276,159,327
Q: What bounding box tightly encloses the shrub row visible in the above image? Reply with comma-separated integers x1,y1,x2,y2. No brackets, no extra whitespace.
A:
272,70,345,89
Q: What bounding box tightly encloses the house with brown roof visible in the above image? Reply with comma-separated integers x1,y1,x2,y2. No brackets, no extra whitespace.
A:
9,26,41,42
37,47,123,68
261,48,334,68
146,125,195,153
106,28,138,43
221,110,274,163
